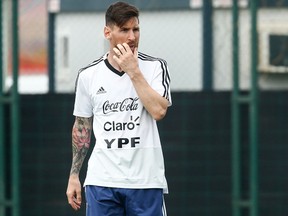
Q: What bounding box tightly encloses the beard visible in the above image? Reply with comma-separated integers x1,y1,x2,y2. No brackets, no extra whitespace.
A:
111,41,139,54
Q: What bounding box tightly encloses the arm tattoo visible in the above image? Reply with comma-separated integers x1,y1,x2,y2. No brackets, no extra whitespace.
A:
70,116,92,176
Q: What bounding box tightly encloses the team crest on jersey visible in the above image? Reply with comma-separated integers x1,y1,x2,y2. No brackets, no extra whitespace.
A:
97,86,107,94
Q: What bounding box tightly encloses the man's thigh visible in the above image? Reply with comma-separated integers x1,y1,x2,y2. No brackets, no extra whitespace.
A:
85,186,125,216
124,188,166,216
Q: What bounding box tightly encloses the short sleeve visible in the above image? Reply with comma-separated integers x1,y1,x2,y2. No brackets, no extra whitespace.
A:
73,72,93,117
151,60,172,106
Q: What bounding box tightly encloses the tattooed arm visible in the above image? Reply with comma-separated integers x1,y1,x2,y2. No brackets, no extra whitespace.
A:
66,116,92,210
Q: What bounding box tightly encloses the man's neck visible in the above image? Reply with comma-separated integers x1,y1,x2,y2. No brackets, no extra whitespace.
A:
107,52,122,71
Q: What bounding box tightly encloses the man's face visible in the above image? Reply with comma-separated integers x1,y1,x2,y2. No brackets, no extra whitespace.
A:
105,17,140,53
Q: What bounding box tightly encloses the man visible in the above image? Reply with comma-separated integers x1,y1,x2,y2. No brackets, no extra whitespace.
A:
66,2,171,215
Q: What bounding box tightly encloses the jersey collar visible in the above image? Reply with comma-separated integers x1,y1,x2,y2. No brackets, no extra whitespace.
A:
104,58,125,77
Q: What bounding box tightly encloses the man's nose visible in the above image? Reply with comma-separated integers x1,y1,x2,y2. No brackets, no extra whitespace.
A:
128,30,135,41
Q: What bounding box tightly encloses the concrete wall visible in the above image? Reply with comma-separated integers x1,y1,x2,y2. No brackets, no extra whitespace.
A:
54,10,202,92
54,8,288,92
213,8,288,91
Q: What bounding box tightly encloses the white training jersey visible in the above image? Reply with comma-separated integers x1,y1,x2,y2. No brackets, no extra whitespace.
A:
73,52,172,193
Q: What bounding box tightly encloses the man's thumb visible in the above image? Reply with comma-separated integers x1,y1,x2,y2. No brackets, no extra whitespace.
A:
76,191,82,204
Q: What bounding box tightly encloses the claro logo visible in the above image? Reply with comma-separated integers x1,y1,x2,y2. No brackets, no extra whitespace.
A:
102,97,139,114
104,116,140,132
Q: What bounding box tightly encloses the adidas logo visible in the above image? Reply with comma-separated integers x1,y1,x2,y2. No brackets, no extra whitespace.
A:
97,87,107,94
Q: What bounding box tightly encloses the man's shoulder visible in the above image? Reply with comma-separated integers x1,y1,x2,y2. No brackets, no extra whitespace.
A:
138,52,167,65
78,55,106,76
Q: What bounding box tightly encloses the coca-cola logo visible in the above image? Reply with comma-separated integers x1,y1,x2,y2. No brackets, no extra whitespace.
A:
103,97,139,114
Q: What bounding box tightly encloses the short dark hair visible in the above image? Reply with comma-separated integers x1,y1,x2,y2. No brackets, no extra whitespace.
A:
105,1,139,27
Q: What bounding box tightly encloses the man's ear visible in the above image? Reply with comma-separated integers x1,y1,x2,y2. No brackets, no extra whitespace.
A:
104,26,111,39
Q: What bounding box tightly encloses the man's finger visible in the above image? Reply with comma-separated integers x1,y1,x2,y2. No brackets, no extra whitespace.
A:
134,47,138,58
113,47,121,56
76,190,82,205
117,44,126,53
122,43,132,53
67,190,81,210
67,195,78,210
113,54,121,63
73,197,81,209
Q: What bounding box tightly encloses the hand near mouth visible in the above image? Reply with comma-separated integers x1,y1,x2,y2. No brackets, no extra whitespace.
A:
113,43,139,77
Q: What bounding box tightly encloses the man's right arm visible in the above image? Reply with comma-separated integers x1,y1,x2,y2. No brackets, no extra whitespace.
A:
66,116,92,210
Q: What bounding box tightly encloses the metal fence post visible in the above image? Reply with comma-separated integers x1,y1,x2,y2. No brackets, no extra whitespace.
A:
231,1,241,215
0,0,6,215
11,0,20,215
0,0,20,215
250,1,259,215
232,1,258,216
202,0,213,91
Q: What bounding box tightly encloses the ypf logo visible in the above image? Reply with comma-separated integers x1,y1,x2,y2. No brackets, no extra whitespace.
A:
104,137,140,149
